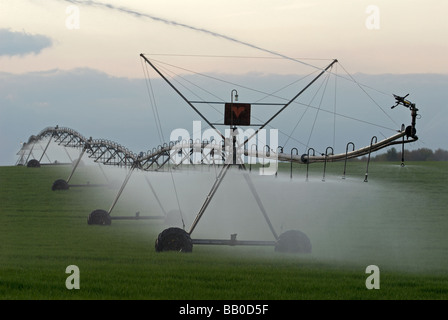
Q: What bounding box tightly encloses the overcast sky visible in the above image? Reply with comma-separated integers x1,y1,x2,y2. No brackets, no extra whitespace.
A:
1,1,447,165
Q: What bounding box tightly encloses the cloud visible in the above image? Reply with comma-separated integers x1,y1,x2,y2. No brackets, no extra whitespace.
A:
0,29,53,57
0,67,446,165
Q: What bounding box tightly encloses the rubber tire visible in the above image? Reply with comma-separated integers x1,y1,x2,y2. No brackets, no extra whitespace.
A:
155,227,193,253
52,179,69,191
87,209,112,225
275,230,312,253
27,159,40,168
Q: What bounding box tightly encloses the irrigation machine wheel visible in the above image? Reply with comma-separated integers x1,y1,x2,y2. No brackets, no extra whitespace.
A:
52,179,69,191
275,229,312,253
26,159,40,168
87,209,112,225
155,227,193,253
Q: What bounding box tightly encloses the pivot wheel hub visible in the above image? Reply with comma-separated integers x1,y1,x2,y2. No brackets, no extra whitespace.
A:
275,230,312,253
87,209,112,225
27,159,40,168
155,227,193,253
52,179,69,191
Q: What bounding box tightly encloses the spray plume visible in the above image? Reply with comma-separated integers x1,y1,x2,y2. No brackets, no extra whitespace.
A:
61,0,321,71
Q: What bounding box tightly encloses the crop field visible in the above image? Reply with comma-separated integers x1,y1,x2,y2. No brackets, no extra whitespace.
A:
1,160,448,300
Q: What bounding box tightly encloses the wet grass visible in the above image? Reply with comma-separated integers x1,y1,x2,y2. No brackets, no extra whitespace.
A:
1,161,447,299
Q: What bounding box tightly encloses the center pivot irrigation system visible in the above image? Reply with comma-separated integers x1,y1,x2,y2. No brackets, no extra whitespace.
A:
17,54,420,253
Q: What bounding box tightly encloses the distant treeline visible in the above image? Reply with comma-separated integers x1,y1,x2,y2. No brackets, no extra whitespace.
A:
365,148,448,161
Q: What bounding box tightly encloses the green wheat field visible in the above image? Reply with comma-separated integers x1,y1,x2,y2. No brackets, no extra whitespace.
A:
1,160,447,300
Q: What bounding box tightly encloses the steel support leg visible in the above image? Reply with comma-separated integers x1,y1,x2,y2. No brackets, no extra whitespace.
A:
108,165,136,215
188,163,277,241
66,148,86,184
188,163,231,235
38,136,53,163
242,172,278,240
63,147,73,162
25,143,35,164
144,175,167,216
